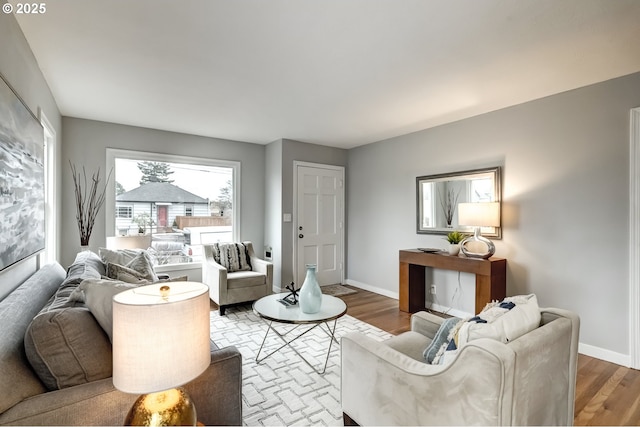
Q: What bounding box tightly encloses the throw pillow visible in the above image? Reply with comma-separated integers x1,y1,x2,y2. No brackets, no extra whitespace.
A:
124,251,159,282
422,316,463,364
432,294,541,365
99,247,141,265
213,243,252,272
459,294,541,345
80,278,139,341
105,251,158,283
107,262,153,284
24,307,112,391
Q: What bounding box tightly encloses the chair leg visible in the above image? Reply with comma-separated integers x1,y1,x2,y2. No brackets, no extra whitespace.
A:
219,306,226,316
343,413,359,426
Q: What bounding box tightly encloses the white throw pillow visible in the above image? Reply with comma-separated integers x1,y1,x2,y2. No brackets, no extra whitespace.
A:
80,278,139,341
433,294,541,365
458,294,541,346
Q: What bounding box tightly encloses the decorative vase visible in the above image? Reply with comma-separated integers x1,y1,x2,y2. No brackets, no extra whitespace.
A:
448,243,460,256
299,264,322,314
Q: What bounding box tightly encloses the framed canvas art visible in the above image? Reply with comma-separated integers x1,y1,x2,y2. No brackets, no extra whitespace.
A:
0,74,45,271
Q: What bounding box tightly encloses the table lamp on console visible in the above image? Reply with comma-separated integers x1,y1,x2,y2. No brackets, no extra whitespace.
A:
457,202,500,259
112,282,210,426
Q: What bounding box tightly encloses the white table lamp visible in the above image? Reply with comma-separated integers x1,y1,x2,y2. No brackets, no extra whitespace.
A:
457,202,500,259
112,282,210,426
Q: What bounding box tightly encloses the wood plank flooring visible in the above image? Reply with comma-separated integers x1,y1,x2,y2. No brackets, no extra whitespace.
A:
338,285,640,426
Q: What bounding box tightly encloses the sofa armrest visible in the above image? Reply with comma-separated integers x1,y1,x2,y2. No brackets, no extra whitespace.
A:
0,347,243,426
202,259,227,302
341,332,515,426
410,311,445,339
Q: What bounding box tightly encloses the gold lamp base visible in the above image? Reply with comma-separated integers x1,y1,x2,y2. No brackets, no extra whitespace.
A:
125,387,197,426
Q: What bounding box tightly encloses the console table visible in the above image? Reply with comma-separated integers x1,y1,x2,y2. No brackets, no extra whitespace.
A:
399,249,506,314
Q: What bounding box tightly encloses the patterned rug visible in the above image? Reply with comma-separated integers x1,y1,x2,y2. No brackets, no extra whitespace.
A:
321,284,357,297
210,305,392,426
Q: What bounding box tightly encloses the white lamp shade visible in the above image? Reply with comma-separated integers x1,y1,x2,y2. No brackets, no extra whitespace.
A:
112,282,210,394
458,202,500,227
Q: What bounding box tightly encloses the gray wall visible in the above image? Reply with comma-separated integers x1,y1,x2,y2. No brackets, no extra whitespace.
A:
61,117,266,268
265,138,348,290
0,10,62,299
265,139,283,287
347,71,640,359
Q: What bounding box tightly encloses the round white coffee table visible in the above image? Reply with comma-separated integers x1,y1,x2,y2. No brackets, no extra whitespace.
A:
253,293,347,374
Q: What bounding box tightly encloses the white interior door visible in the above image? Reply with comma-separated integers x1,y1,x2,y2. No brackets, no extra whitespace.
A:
295,163,344,287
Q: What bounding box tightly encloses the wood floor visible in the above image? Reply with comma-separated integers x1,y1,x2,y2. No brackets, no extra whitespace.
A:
338,285,640,426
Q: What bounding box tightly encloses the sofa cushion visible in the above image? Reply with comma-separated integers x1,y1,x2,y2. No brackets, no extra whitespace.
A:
79,278,140,341
227,271,266,289
63,250,106,287
39,251,105,314
0,263,65,413
212,243,252,272
24,307,112,391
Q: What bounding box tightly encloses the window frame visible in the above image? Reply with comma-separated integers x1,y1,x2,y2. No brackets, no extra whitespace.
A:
105,149,241,267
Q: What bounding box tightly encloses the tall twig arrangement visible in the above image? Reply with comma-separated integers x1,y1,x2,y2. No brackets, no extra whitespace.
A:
70,161,112,246
439,187,460,227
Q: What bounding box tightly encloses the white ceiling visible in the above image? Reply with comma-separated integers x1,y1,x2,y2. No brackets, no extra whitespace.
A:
13,0,640,149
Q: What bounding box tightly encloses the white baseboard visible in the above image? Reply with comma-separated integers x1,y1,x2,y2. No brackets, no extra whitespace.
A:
426,302,472,319
578,343,631,367
344,279,399,300
346,278,632,368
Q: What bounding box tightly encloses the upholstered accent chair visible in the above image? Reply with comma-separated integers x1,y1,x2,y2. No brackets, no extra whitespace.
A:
202,242,273,315
341,308,580,426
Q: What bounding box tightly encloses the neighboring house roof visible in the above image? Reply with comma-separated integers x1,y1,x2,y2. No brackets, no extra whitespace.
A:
117,182,208,204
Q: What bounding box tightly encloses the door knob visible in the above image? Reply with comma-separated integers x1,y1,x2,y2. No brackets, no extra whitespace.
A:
299,234,304,238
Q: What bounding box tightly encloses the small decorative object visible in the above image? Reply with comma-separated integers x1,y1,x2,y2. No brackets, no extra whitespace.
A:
70,161,112,247
278,282,299,307
299,264,322,314
444,231,466,256
458,202,500,259
113,282,210,426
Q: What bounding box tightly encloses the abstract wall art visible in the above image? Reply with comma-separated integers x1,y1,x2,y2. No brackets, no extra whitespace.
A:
0,74,45,271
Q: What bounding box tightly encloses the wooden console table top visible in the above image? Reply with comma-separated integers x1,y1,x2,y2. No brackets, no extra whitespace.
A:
399,249,507,314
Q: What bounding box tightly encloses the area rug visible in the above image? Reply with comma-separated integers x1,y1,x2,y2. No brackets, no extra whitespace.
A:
210,305,392,426
321,284,357,297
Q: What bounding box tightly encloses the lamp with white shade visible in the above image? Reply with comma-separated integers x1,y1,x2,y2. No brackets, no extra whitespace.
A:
457,202,500,259
112,282,210,426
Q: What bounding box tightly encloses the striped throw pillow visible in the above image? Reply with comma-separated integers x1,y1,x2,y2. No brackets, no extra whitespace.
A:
213,243,252,272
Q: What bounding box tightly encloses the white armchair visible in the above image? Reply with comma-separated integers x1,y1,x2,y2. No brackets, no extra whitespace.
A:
341,308,580,426
202,241,273,315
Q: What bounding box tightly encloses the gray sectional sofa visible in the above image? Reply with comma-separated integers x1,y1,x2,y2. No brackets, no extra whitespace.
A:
0,251,242,426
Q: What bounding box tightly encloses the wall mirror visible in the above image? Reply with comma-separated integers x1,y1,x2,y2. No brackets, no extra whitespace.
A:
416,166,502,238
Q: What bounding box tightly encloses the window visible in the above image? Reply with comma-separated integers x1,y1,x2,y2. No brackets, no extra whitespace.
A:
106,149,240,267
116,206,133,218
41,112,57,265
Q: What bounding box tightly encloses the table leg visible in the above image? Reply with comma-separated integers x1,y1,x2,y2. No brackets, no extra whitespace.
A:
255,318,339,375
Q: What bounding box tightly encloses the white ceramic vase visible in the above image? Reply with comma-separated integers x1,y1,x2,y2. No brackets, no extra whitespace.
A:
448,243,460,256
299,264,322,314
